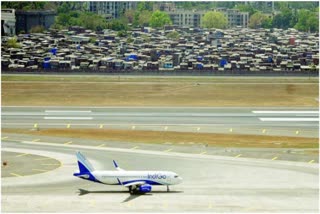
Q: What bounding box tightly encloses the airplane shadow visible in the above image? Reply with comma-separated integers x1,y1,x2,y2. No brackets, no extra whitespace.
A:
78,188,183,203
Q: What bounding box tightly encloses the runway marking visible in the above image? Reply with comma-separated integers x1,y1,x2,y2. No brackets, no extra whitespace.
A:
259,118,319,122
200,151,207,155
252,111,318,114
208,203,213,209
272,157,278,161
64,141,73,145
10,172,22,177
2,136,8,140
308,160,315,164
16,153,29,157
96,144,105,147
34,157,53,161
32,139,40,142
164,148,172,152
44,117,93,120
45,110,92,113
235,154,242,158
131,146,139,150
32,168,49,172
41,163,60,166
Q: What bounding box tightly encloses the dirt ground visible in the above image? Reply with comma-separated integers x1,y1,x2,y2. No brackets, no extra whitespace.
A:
1,76,318,106
3,128,318,149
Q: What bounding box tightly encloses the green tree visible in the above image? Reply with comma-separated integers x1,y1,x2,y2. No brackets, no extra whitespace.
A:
138,10,152,27
272,8,295,29
149,10,172,28
6,37,21,48
124,9,135,24
235,4,258,16
201,11,228,29
166,31,180,40
294,9,319,32
249,12,269,29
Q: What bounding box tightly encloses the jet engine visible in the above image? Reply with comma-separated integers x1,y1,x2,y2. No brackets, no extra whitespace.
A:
139,184,152,193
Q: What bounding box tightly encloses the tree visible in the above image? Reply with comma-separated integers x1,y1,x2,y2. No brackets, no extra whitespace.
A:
124,9,135,24
235,4,258,16
294,9,319,32
137,10,152,27
201,11,228,29
249,12,268,29
272,8,295,29
6,37,21,48
166,31,180,40
149,10,172,28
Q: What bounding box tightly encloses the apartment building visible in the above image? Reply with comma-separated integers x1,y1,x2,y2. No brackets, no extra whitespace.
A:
215,8,249,28
168,10,205,28
88,2,136,19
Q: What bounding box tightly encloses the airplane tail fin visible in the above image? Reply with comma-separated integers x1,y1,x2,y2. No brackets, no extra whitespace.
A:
76,151,95,174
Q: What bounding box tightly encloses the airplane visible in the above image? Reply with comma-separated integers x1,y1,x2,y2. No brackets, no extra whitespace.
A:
73,151,183,194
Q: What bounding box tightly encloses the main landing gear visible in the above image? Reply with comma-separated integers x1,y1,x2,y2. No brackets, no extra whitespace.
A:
167,185,170,192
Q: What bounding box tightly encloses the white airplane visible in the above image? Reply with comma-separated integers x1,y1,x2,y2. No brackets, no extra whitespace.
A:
73,151,183,194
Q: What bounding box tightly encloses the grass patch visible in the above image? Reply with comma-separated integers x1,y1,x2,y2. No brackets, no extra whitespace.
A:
3,128,318,149
2,80,318,107
2,74,319,83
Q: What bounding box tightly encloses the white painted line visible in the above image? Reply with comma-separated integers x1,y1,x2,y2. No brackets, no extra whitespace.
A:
259,118,319,122
44,117,93,120
45,110,92,113
253,111,318,114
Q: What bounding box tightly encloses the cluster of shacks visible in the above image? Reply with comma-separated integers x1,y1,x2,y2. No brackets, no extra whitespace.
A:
2,26,319,72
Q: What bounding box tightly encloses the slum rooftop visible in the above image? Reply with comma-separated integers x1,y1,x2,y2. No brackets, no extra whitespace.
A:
1,26,319,72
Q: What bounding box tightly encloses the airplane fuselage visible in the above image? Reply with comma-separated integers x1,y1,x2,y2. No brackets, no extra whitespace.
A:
92,170,182,186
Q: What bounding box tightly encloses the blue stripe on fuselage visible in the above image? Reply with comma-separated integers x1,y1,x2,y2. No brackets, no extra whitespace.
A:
122,179,165,186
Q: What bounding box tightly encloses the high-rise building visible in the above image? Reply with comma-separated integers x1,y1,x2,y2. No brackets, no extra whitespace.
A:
88,2,137,19
215,8,249,28
1,9,16,36
168,10,205,28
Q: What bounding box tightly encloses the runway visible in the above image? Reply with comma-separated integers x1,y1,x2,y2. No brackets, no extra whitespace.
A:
2,106,319,137
2,140,318,212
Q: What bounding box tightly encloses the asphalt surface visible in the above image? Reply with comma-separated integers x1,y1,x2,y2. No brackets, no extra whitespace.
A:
2,106,319,137
2,139,319,213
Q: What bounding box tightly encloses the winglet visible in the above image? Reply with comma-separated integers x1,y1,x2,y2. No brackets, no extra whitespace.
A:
113,160,118,168
113,160,124,171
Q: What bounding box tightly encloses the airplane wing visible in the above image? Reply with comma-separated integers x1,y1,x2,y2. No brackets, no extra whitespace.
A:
123,181,145,188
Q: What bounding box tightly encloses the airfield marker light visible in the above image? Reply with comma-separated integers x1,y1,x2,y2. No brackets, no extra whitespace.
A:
67,124,71,128
262,129,266,133
229,128,233,132
295,130,299,135
99,124,104,129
